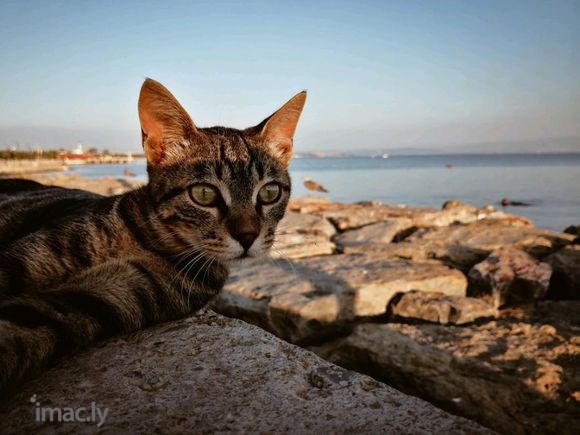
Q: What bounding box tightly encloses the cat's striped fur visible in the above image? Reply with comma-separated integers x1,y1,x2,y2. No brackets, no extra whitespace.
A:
0,79,306,396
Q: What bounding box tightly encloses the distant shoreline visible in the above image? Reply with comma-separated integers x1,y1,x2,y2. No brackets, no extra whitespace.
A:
294,151,580,158
0,157,146,176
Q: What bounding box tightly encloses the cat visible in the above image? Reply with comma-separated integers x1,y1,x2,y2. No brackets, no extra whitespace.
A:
0,79,306,396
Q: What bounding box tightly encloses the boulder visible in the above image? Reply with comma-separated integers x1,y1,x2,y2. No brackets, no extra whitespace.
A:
272,212,336,259
0,311,490,434
312,301,580,434
214,255,467,343
545,245,580,299
468,247,552,308
334,218,414,249
388,291,497,325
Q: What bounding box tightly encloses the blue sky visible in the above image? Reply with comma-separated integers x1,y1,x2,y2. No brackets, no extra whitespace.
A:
0,0,578,152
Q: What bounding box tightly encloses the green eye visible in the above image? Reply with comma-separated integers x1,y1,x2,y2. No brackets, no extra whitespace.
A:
258,183,281,204
190,184,219,206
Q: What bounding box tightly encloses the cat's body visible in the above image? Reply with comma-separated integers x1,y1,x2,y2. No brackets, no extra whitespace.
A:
0,80,306,396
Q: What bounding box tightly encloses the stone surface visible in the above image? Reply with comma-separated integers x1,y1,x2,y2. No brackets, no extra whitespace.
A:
271,212,336,259
0,311,490,434
312,301,580,435
214,255,467,343
346,220,574,269
334,218,414,249
545,245,580,300
468,247,553,308
388,291,497,325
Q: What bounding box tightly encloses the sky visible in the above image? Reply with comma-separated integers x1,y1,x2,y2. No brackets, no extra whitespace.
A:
0,0,579,153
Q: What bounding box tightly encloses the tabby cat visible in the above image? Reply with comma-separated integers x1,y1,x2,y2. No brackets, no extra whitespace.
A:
0,79,306,396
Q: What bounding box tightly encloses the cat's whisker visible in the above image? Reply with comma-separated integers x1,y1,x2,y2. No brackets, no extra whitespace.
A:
202,256,216,288
179,251,210,310
171,248,206,292
190,255,214,287
173,244,205,267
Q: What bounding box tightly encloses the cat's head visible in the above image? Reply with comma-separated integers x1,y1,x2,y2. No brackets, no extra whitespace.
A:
137,78,306,263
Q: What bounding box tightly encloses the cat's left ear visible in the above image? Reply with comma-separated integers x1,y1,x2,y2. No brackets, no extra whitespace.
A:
252,91,307,166
138,78,197,165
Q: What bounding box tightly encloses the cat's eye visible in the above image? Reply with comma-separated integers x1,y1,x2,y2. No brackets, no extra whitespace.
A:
189,184,219,207
257,183,281,204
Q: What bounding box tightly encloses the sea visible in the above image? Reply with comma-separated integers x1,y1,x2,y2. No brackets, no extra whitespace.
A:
62,153,580,232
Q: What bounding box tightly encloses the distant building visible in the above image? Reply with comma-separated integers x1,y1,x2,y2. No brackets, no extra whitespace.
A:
71,143,84,155
59,143,95,164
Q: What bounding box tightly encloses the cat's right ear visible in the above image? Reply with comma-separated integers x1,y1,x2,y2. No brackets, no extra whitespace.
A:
251,91,307,166
138,78,197,165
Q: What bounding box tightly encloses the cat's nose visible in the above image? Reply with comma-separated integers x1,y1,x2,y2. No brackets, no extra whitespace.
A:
236,232,258,251
227,213,261,252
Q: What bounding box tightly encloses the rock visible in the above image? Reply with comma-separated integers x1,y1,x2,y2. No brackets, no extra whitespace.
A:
334,218,414,249
563,225,580,236
468,247,553,308
320,200,530,232
287,195,332,213
322,203,431,231
312,301,580,434
545,245,580,299
297,255,468,318
0,311,490,434
214,255,467,343
343,240,434,261
272,212,336,259
388,291,497,325
347,220,574,270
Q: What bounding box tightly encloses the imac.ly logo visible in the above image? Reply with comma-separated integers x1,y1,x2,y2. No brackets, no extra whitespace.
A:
30,394,109,427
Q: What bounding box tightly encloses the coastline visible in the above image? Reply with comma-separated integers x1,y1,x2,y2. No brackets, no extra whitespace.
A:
0,172,578,433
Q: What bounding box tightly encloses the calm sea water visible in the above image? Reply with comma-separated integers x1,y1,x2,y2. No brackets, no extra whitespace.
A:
63,153,580,231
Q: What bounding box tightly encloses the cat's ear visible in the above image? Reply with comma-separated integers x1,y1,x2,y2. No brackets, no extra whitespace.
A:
138,78,197,165
253,91,306,166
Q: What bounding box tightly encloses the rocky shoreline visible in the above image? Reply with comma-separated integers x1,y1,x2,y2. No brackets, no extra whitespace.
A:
214,196,579,434
2,174,578,433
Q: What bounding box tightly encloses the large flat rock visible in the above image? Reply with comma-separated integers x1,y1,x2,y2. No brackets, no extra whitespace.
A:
0,311,490,434
345,220,574,269
313,301,580,435
214,254,466,343
334,218,414,249
271,212,336,259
